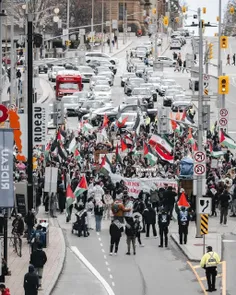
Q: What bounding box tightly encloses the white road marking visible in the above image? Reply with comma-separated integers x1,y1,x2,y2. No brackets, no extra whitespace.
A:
108,268,111,272
97,232,100,236
71,246,115,295
222,240,236,243
112,282,115,287
98,237,101,241
100,243,103,247
105,261,109,266
110,274,113,279
102,249,105,253
104,255,107,259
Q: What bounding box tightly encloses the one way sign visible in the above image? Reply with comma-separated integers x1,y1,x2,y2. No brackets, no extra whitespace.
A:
198,197,212,214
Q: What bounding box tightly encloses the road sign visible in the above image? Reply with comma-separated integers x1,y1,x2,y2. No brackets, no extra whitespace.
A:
198,197,212,214
219,117,228,127
194,164,206,175
194,151,206,163
204,89,208,95
203,74,209,81
219,108,228,117
200,214,208,235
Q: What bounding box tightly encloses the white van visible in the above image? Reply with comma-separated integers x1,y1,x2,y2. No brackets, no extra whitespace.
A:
170,39,181,50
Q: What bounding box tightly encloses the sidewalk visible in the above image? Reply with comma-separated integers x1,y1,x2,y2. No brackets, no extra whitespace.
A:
170,212,236,262
6,210,65,295
36,77,55,103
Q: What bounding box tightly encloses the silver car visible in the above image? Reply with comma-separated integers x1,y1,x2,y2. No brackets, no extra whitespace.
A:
157,56,176,67
120,72,136,87
157,79,177,96
124,77,144,95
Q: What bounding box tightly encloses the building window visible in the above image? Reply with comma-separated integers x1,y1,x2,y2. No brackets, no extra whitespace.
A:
119,3,126,21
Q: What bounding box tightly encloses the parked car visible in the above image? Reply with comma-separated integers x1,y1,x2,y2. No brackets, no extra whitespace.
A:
170,39,182,50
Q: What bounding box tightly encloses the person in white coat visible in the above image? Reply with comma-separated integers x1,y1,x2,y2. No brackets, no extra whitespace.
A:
85,197,94,230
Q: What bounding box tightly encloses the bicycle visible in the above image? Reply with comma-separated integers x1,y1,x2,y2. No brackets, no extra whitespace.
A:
12,233,22,257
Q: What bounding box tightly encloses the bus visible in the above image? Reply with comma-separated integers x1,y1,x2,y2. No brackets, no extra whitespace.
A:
55,70,83,100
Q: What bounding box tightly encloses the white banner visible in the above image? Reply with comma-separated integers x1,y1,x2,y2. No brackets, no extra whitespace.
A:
33,104,48,146
110,174,178,198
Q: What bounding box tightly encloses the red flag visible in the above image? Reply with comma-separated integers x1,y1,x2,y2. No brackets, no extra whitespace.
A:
170,113,177,130
143,142,149,156
192,142,198,151
177,193,190,208
102,114,109,128
175,110,181,121
116,116,128,128
181,109,187,121
121,138,128,151
66,184,75,200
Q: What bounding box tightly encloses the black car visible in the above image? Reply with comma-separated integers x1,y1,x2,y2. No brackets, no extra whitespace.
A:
38,64,48,73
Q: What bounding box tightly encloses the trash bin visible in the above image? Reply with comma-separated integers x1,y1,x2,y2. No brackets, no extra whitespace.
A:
39,219,49,248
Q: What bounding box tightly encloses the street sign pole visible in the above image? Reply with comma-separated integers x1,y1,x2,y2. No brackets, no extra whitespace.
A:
196,7,204,238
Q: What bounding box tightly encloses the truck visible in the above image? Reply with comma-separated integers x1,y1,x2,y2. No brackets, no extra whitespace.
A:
55,70,83,100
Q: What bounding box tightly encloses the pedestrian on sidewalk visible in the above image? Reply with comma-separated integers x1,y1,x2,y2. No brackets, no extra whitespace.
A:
134,214,144,247
182,60,188,73
30,243,47,289
158,207,170,248
94,200,104,232
200,246,220,292
24,209,37,243
125,218,136,255
0,284,10,295
219,186,231,225
226,54,230,65
24,265,39,295
109,219,123,256
143,203,157,238
0,259,10,283
177,207,190,244
232,53,236,65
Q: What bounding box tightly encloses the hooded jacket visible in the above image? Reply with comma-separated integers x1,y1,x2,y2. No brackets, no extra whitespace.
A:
2,288,10,295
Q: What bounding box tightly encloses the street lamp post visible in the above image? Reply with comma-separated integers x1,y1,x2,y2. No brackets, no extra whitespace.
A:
10,0,14,105
123,0,125,44
109,0,112,53
217,0,223,108
154,0,159,64
66,0,70,50
101,0,104,52
91,0,94,52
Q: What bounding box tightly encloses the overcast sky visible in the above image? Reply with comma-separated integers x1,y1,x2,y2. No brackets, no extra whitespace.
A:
184,0,229,36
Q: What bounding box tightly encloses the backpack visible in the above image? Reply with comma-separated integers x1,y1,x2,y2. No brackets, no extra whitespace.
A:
112,203,120,214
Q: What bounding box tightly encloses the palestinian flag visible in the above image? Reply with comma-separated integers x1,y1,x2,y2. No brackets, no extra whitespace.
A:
82,123,93,134
57,130,65,142
154,144,174,163
175,110,181,121
192,141,198,152
74,175,88,198
102,114,109,128
132,112,141,135
220,130,236,149
125,135,133,146
177,192,190,208
143,142,157,166
115,143,122,164
121,138,128,152
117,116,128,128
170,113,181,133
187,128,194,144
68,136,77,153
181,109,187,121
211,151,225,158
149,134,173,154
100,155,112,175
66,184,76,215
58,142,68,160
74,148,81,161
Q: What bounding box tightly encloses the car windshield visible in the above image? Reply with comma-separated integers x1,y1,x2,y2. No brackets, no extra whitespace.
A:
82,101,103,108
78,67,94,73
93,76,107,81
94,86,110,92
73,92,88,98
165,90,179,96
60,83,79,89
95,80,109,85
53,67,64,72
132,88,151,95
97,67,110,71
149,78,161,83
163,81,176,86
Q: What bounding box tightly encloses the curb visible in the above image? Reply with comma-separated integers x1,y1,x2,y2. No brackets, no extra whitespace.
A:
111,40,133,57
44,227,66,295
170,234,201,262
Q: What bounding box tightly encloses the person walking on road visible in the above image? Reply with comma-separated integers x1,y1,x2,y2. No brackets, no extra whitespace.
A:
219,186,231,225
30,243,47,289
134,214,144,246
177,207,190,244
163,186,177,219
226,54,230,65
109,219,123,256
94,200,104,232
200,246,220,292
232,53,236,65
143,203,157,238
158,207,170,248
23,265,39,295
125,218,136,255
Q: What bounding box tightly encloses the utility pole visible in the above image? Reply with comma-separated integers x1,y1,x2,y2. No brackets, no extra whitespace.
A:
109,0,112,53
217,0,223,108
123,0,125,44
27,13,33,210
101,0,104,52
196,7,204,238
24,5,28,113
66,0,70,51
91,0,94,52
0,0,3,104
154,0,158,64
10,0,14,105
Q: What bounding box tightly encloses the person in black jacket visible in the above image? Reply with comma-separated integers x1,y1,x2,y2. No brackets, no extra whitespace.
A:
24,265,39,295
30,243,47,288
109,220,123,255
219,187,231,225
125,218,136,255
178,207,190,244
143,204,157,238
24,209,37,243
158,208,170,247
162,186,177,219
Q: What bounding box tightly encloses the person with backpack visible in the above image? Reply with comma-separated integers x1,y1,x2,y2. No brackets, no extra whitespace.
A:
109,219,123,256
125,218,136,255
30,225,45,252
158,207,170,248
111,197,131,223
30,243,47,288
94,200,104,232
177,207,190,244
24,209,37,243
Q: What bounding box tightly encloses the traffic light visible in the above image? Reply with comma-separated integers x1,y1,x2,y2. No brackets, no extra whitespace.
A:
208,43,213,59
202,7,206,14
220,36,228,49
218,76,229,94
163,16,169,26
175,17,179,23
152,8,156,14
230,6,235,15
182,6,186,13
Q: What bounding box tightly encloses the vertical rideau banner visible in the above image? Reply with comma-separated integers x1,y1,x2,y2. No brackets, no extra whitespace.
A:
0,129,14,207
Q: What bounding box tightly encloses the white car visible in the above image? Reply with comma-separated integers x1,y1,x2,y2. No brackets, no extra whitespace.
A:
48,66,65,82
90,75,110,89
77,66,95,82
92,85,112,100
85,52,119,65
157,56,176,67
157,79,177,96
170,39,182,50
117,112,138,130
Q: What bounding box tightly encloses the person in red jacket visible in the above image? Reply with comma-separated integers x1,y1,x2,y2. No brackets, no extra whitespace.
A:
0,284,10,295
